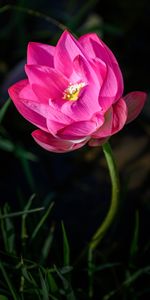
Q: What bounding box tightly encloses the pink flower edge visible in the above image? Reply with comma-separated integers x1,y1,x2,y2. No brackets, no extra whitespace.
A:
123,91,147,124
8,30,147,153
32,129,89,153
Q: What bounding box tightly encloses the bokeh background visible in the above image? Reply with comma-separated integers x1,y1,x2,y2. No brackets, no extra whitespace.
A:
0,0,150,299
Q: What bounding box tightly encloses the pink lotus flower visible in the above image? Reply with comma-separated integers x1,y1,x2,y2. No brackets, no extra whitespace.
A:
8,31,147,153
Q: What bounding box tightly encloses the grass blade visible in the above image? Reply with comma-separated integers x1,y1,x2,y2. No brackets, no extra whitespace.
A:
61,222,70,266
0,5,67,31
47,270,58,294
0,207,45,219
39,269,49,300
0,138,14,152
15,145,37,161
30,202,54,241
54,266,76,300
103,266,150,300
0,208,8,252
21,194,35,243
3,204,15,253
0,98,11,124
124,266,150,287
40,224,55,264
130,210,139,261
0,261,18,300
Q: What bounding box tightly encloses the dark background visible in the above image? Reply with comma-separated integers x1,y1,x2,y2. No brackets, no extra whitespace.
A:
0,0,150,299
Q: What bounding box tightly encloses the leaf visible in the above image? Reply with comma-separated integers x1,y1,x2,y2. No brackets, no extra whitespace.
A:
0,98,11,124
39,269,49,300
0,207,45,219
21,263,41,298
0,138,37,164
0,204,16,253
91,262,121,272
0,138,14,152
40,224,55,264
22,267,39,289
54,265,69,291
54,266,76,300
3,204,15,253
47,270,58,294
0,5,67,34
0,208,8,251
21,194,35,242
130,210,139,261
61,222,70,266
15,145,37,161
123,266,150,287
59,266,73,275
103,266,150,300
0,261,18,300
30,202,54,241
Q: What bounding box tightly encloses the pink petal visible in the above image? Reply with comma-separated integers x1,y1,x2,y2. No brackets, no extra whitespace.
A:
92,107,113,138
57,119,102,140
46,120,67,135
79,33,102,59
61,84,101,121
25,64,69,99
21,99,73,135
8,80,48,131
91,98,127,138
123,91,147,124
72,55,100,86
79,33,123,99
32,129,88,153
27,42,55,67
111,63,123,100
17,80,39,101
72,55,92,83
54,30,87,78
111,98,127,134
22,99,72,123
99,65,119,108
79,33,118,66
91,58,107,87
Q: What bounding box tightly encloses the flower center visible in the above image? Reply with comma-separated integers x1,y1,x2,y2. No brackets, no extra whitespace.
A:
63,82,85,101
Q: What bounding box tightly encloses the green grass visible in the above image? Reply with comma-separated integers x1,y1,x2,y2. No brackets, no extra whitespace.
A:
0,196,150,299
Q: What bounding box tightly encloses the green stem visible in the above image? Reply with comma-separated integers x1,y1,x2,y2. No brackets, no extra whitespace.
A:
88,141,120,298
90,141,120,250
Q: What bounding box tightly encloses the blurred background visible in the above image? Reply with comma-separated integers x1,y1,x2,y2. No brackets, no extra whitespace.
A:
0,0,150,299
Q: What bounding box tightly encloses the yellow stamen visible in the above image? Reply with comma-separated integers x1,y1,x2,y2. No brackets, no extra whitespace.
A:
63,82,85,101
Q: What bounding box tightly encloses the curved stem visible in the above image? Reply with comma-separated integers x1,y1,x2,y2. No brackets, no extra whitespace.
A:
90,141,120,250
88,141,120,298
